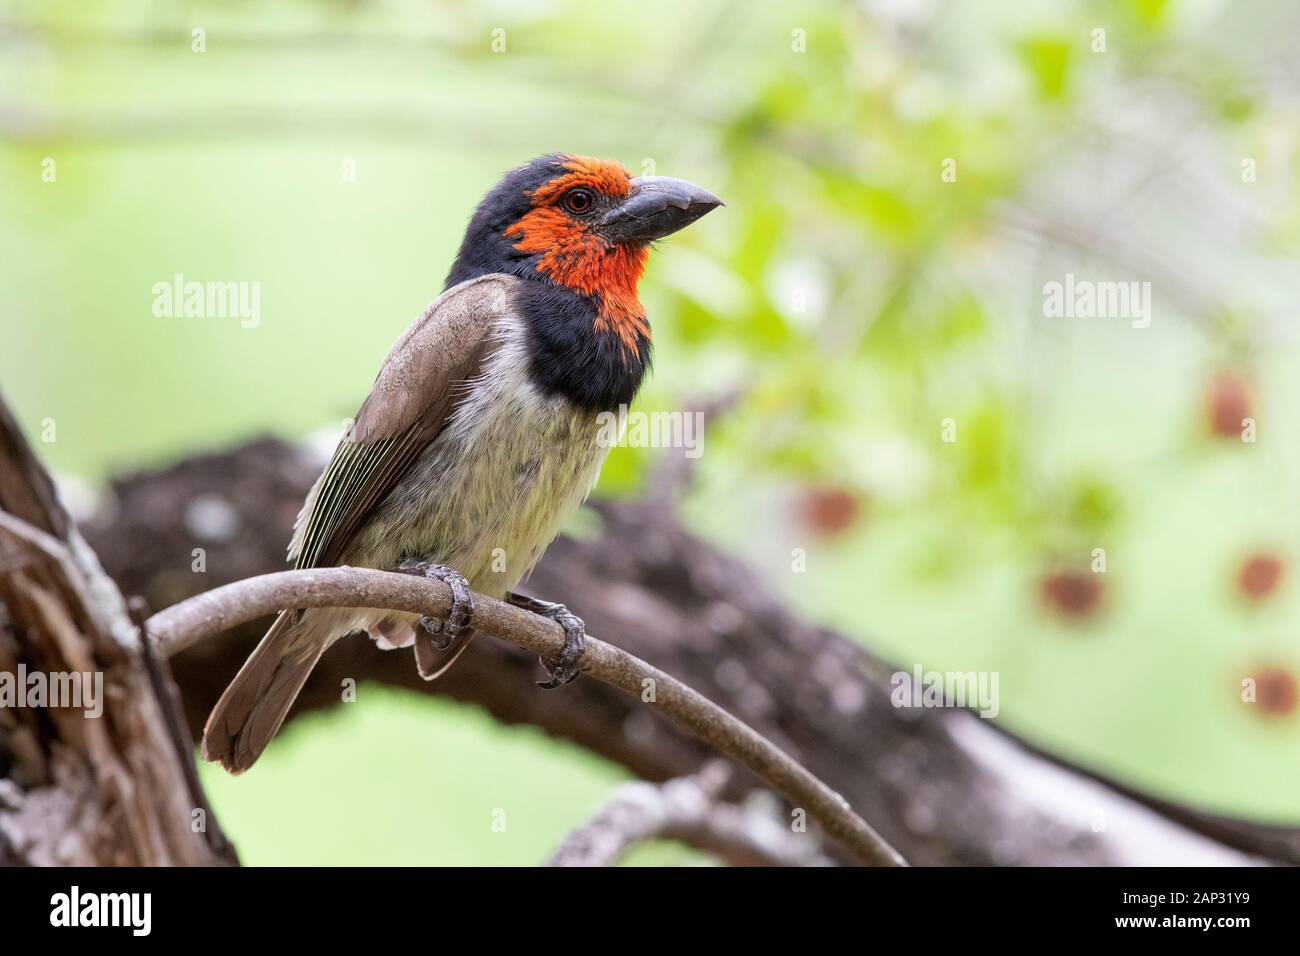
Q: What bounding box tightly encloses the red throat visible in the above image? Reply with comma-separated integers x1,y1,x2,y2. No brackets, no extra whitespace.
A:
504,156,651,356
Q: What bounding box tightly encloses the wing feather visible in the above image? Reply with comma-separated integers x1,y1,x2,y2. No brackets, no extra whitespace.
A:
290,274,518,570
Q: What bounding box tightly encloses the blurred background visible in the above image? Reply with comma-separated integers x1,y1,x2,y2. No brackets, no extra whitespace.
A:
3,0,1300,864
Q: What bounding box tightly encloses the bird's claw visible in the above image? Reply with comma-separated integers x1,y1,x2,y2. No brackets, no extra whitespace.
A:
398,560,474,644
537,606,585,688
507,593,586,688
417,616,454,649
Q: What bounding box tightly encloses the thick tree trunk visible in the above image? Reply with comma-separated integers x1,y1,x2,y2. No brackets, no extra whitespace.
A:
80,437,1300,866
0,394,236,866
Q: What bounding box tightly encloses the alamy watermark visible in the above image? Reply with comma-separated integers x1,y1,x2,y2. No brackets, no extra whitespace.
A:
890,665,999,719
152,273,261,328
595,404,704,459
0,665,103,718
50,886,150,936
1043,273,1151,329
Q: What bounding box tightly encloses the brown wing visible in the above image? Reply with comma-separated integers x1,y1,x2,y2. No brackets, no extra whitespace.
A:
290,274,518,570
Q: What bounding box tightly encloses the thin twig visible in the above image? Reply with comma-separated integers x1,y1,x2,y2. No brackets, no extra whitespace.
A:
546,761,836,867
144,566,906,867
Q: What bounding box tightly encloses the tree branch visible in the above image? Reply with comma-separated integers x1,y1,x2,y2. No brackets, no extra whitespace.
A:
0,390,237,865
144,566,906,867
546,762,835,867
91,436,1300,865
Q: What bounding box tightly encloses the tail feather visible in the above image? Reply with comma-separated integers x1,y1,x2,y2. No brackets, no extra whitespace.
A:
414,626,478,681
202,612,325,774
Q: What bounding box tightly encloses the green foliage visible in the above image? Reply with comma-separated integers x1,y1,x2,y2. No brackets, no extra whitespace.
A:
1019,35,1074,101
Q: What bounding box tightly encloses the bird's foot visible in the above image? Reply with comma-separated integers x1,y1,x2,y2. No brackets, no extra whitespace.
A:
398,560,474,650
507,593,586,688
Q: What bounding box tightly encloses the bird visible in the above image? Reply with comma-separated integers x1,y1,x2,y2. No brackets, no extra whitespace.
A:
202,153,722,774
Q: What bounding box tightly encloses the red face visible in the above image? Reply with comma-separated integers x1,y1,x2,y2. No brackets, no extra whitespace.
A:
504,156,651,356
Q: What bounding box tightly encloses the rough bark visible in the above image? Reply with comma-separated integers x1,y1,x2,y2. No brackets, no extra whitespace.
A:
82,437,1300,866
0,393,236,866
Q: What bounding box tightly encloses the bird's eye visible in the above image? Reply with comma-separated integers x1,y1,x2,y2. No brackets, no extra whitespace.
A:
562,188,595,215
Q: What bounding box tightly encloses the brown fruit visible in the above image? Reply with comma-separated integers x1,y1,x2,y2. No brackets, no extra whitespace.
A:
1247,665,1297,717
1237,552,1285,602
1039,570,1103,620
795,486,862,538
1205,370,1253,440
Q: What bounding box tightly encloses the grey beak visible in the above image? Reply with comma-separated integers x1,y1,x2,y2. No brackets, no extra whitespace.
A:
600,176,724,244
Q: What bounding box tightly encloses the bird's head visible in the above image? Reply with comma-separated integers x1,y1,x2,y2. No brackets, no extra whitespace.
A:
447,153,722,354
